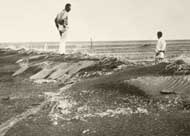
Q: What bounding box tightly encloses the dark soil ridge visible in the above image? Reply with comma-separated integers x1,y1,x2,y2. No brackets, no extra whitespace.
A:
1,48,190,136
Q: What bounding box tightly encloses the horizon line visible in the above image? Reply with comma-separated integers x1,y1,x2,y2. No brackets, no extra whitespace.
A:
1,38,190,43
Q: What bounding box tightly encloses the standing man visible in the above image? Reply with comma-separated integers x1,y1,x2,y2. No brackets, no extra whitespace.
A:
55,3,71,54
155,31,167,64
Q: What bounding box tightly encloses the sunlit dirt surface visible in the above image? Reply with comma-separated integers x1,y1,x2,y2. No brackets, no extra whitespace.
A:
1,49,190,136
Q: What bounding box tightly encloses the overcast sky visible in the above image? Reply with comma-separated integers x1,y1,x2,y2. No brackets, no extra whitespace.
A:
0,0,189,42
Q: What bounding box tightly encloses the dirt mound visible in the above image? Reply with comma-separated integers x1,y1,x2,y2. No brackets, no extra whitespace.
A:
83,57,125,71
125,75,190,96
3,49,190,136
30,61,96,83
162,59,190,75
13,52,134,83
172,55,190,64
12,61,50,77
76,57,134,78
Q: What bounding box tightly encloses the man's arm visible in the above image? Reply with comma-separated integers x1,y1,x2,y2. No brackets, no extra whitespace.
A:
54,17,59,28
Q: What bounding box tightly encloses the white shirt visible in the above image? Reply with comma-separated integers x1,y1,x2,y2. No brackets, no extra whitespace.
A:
156,37,166,52
56,10,69,26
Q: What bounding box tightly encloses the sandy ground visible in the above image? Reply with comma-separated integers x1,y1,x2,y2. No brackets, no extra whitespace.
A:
0,49,190,136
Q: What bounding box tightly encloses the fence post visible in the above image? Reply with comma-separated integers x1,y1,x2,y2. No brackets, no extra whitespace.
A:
44,43,48,52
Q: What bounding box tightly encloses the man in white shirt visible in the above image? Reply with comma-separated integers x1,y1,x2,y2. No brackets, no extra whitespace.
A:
155,31,167,64
55,3,71,54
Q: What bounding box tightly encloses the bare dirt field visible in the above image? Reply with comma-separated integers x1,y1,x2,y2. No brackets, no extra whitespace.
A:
1,48,190,136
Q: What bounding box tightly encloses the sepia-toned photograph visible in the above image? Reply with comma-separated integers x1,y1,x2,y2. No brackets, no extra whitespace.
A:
0,0,190,136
